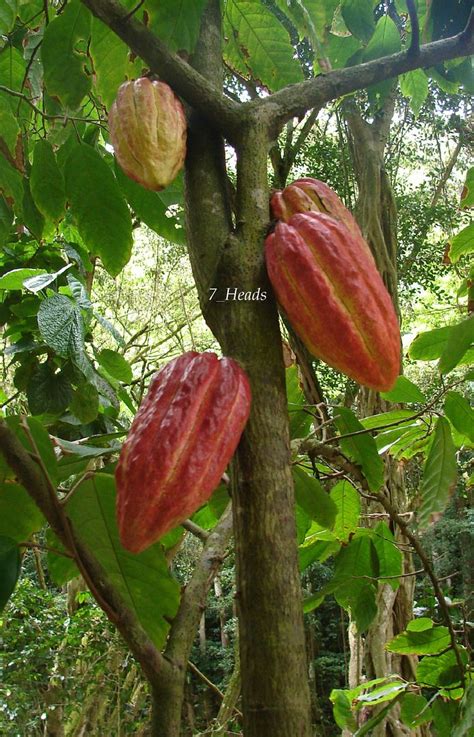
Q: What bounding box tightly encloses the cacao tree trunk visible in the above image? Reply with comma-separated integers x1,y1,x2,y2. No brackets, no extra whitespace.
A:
183,4,312,736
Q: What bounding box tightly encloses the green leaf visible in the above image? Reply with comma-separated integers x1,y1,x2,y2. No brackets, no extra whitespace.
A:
438,317,474,375
361,409,415,430
65,144,133,276
380,375,426,404
22,177,45,240
27,363,73,416
400,69,429,116
224,0,304,91
0,268,47,290
30,140,66,222
70,383,100,424
460,167,474,209
115,154,185,245
0,535,21,610
416,648,468,688
355,680,406,706
419,417,457,527
303,590,326,613
341,0,374,43
334,407,384,491
0,0,18,35
41,0,92,109
448,222,474,264
354,699,399,736
0,91,20,156
409,324,471,364
0,195,13,246
364,15,401,60
431,698,459,737
333,535,379,631
146,0,207,54
445,391,474,442
97,349,133,384
0,483,44,542
293,466,337,529
299,538,339,571
25,416,58,487
45,529,79,585
67,474,180,648
387,626,451,655
400,693,432,729
24,264,72,293
286,365,313,440
0,153,23,205
407,617,434,632
37,294,84,356
452,684,474,737
372,521,402,590
89,18,131,109
330,480,360,542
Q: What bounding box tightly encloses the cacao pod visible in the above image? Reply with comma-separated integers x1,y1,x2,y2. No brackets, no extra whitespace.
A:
265,211,400,391
109,78,186,192
116,352,251,553
271,178,364,243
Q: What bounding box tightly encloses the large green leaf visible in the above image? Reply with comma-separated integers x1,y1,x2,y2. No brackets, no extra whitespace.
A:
372,521,402,590
27,363,73,416
0,268,47,290
286,366,313,440
37,294,84,356
364,15,401,61
333,534,379,631
0,483,44,542
419,417,457,527
293,466,337,529
0,154,23,206
65,145,133,276
0,0,18,35
387,626,451,655
460,167,474,209
146,0,207,54
97,349,133,384
89,18,131,109
444,391,474,442
400,69,429,116
448,222,474,264
0,92,20,157
400,693,432,729
330,480,360,542
0,535,21,610
380,375,426,404
334,407,384,491
409,323,472,364
224,0,304,91
30,140,66,222
45,529,79,586
66,474,180,648
416,648,468,689
431,698,459,737
438,317,473,375
341,0,374,43
115,164,186,245
41,0,92,109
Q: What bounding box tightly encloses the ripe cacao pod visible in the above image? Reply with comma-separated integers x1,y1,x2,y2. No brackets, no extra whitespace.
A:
271,177,364,243
265,211,400,391
109,77,186,192
116,352,251,553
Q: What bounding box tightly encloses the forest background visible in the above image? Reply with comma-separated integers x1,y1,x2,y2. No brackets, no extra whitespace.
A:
0,0,473,735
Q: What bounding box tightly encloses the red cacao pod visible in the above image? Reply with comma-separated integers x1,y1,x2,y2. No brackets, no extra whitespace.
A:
271,178,364,244
265,212,400,391
109,78,186,192
116,352,251,553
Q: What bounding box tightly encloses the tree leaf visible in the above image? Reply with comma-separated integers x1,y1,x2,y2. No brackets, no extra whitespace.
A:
89,17,131,109
0,535,21,610
27,363,73,416
41,0,91,109
330,480,360,542
407,617,434,632
0,91,20,156
419,417,457,527
30,140,66,221
0,0,18,35
0,154,23,206
341,0,374,43
25,416,58,487
386,626,451,655
448,223,473,263
146,0,208,54
416,648,468,688
65,144,133,276
224,0,304,91
45,529,79,586
444,390,474,442
66,474,180,649
37,294,84,356
400,693,432,729
97,349,133,384
438,317,473,375
286,366,313,440
70,383,100,424
372,521,402,590
334,407,384,491
0,268,47,290
409,324,471,363
380,375,426,403
0,483,44,542
400,69,429,116
24,263,72,293
460,167,474,209
293,466,337,529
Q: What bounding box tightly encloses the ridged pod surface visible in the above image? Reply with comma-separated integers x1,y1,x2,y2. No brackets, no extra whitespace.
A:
265,211,400,391
109,78,186,192
271,178,368,249
116,352,251,553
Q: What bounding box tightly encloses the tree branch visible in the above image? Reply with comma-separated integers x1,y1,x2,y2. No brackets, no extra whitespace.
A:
79,0,240,137
0,419,173,689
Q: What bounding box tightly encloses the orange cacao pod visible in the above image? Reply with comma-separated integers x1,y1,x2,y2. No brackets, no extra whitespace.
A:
109,78,186,192
271,177,364,242
265,212,400,391
116,352,251,553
